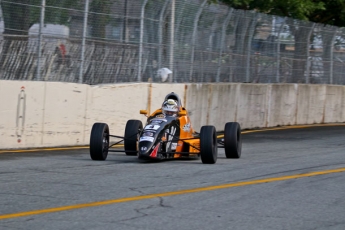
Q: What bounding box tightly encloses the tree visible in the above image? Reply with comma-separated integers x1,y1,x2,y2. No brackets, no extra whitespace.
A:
214,0,345,83
215,0,345,24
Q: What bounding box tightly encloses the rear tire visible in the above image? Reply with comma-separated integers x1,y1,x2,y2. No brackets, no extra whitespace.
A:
224,122,242,158
90,123,109,161
200,125,218,164
124,120,143,156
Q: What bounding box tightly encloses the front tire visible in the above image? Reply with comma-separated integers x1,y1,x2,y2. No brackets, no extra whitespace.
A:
90,123,109,161
200,125,218,164
224,122,242,158
124,119,143,156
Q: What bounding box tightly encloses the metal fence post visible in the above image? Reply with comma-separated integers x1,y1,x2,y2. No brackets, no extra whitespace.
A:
158,0,170,70
216,8,233,82
189,0,208,82
36,0,45,81
330,29,338,84
122,0,129,43
276,17,286,83
229,12,240,82
138,0,149,82
245,12,257,83
169,0,175,82
305,23,315,84
79,0,89,84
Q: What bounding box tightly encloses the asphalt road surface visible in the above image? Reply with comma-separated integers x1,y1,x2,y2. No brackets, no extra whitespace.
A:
0,124,345,230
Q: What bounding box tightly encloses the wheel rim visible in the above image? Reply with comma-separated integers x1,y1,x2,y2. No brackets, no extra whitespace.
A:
136,132,140,151
102,133,109,155
213,130,217,158
213,129,218,161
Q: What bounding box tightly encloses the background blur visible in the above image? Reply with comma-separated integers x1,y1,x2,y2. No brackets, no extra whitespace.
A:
0,0,345,85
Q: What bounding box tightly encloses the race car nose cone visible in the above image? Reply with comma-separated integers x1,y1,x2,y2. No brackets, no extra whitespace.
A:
138,142,152,155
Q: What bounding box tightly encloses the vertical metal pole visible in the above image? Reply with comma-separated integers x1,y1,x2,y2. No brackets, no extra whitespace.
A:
305,23,315,84
169,0,175,82
138,0,149,82
330,29,337,84
36,0,45,81
216,8,233,82
122,0,129,42
158,0,170,71
189,0,208,82
276,17,286,83
229,13,240,82
245,13,257,83
79,0,89,84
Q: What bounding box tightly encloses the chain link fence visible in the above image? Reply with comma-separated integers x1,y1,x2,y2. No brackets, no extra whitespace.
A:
0,0,345,85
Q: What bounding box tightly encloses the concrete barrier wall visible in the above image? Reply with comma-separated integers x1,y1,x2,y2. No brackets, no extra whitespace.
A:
1,80,344,149
296,84,327,125
85,83,149,141
324,85,345,123
267,84,298,127
0,81,46,148
186,84,239,132
43,82,88,146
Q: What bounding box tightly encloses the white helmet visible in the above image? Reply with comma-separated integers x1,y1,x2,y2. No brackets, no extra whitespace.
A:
162,99,178,117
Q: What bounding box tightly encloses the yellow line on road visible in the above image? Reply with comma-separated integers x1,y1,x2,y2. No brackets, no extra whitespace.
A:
0,146,89,154
0,146,123,154
241,123,345,134
1,167,344,220
214,123,345,138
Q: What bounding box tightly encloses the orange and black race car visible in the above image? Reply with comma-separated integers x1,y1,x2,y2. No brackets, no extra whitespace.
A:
89,92,242,164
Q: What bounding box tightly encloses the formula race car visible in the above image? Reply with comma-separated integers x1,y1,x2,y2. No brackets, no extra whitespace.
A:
89,92,242,164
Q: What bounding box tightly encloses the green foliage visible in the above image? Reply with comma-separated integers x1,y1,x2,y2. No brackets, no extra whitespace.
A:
44,0,82,25
216,0,345,25
309,0,345,26
89,0,112,39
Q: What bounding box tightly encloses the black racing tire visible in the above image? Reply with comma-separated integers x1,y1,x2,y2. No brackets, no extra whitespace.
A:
90,123,109,161
124,119,143,156
224,122,242,158
200,125,218,164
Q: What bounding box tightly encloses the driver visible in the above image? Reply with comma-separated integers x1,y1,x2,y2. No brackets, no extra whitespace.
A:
161,99,179,117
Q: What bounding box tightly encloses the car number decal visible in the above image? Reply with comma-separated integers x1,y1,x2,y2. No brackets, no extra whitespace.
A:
145,124,160,130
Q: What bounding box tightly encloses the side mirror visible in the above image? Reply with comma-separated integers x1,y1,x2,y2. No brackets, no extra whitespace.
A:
140,110,148,115
178,110,187,116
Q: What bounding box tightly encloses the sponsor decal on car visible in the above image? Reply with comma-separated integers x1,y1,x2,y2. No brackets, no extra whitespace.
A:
151,120,163,124
171,142,177,150
166,126,176,151
142,131,155,137
151,118,167,123
183,123,191,132
156,114,166,118
140,136,154,142
150,143,160,158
